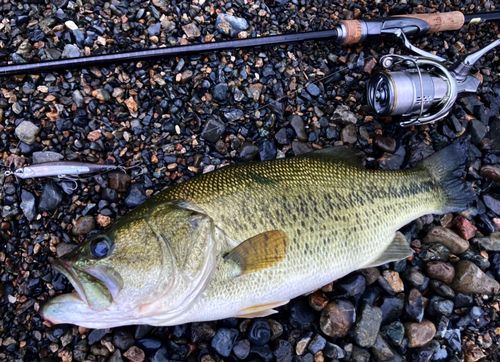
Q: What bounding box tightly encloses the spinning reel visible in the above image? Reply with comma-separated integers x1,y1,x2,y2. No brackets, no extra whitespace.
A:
366,30,500,127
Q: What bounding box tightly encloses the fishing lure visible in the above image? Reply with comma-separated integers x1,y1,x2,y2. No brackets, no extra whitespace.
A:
4,161,122,179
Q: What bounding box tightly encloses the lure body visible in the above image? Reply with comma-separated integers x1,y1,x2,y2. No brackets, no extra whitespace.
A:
10,161,119,179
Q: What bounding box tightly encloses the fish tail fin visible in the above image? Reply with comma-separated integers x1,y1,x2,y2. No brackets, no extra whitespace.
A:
418,137,476,213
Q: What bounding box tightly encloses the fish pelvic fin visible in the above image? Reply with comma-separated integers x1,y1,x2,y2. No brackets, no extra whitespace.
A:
224,230,289,276
365,232,413,268
236,300,290,318
418,137,476,213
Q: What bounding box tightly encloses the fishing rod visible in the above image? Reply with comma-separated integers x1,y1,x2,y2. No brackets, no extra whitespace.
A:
0,11,497,77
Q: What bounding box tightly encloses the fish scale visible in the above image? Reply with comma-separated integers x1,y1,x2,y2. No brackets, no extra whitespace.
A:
41,143,475,328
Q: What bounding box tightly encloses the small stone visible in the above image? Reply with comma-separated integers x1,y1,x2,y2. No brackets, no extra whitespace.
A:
38,182,63,212
453,216,477,240
211,328,238,357
405,288,424,322
96,214,111,227
289,115,307,142
469,119,487,144
308,291,328,311
359,267,380,285
32,151,63,163
20,190,36,221
374,136,397,153
378,270,404,294
15,121,40,145
124,97,138,116
426,296,454,317
113,330,135,351
274,340,293,362
215,13,248,37
308,334,326,355
428,280,456,299
296,332,313,355
480,164,500,181
87,130,102,142
248,320,271,346
380,296,404,325
419,243,450,262
306,83,321,97
213,83,229,102
123,346,145,362
233,339,250,360
148,23,161,36
88,329,109,345
240,143,260,161
354,304,382,348
267,319,283,341
259,140,277,161
338,274,365,297
124,184,147,208
451,260,500,295
202,119,225,143
182,23,200,39
426,262,455,284
380,321,405,347
319,300,356,338
108,172,131,192
65,20,78,30
341,124,357,145
248,83,264,102
370,333,397,362
180,70,193,83
404,320,436,348
472,232,500,251
362,58,377,74
292,141,314,156
332,104,357,124
73,216,96,235
191,322,216,343
62,44,81,58
423,226,469,254
95,89,111,102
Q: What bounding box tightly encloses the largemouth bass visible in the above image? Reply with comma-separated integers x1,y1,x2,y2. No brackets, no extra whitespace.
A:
41,140,474,328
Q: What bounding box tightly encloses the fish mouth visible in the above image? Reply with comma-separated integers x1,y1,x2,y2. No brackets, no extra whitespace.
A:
51,259,113,312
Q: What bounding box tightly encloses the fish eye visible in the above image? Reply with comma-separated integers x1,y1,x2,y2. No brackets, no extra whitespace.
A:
90,236,110,258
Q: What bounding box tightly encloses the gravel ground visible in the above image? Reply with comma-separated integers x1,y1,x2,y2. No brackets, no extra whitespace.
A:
1,0,500,361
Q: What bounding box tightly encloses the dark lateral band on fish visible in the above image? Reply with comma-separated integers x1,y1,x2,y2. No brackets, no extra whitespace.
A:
40,139,476,329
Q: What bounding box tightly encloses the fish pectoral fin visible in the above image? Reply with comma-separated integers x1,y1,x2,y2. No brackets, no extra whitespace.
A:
365,231,413,268
224,230,289,276
236,300,290,318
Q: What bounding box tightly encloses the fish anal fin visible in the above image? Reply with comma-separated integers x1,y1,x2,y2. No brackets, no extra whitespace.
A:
225,230,289,276
236,300,290,318
365,232,413,268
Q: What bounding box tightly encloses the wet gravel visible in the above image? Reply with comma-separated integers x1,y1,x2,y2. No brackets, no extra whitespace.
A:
1,0,500,361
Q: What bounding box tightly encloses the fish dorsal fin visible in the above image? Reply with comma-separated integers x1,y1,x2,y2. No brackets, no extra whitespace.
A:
224,230,289,276
365,232,413,268
235,300,290,318
302,147,364,168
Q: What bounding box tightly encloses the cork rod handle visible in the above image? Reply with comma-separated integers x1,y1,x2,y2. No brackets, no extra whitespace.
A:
340,11,465,45
397,12,465,33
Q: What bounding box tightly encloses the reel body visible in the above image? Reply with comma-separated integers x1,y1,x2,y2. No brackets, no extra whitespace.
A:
366,32,500,127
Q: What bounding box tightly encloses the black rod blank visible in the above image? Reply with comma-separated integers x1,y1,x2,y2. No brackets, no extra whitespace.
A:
0,29,338,76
